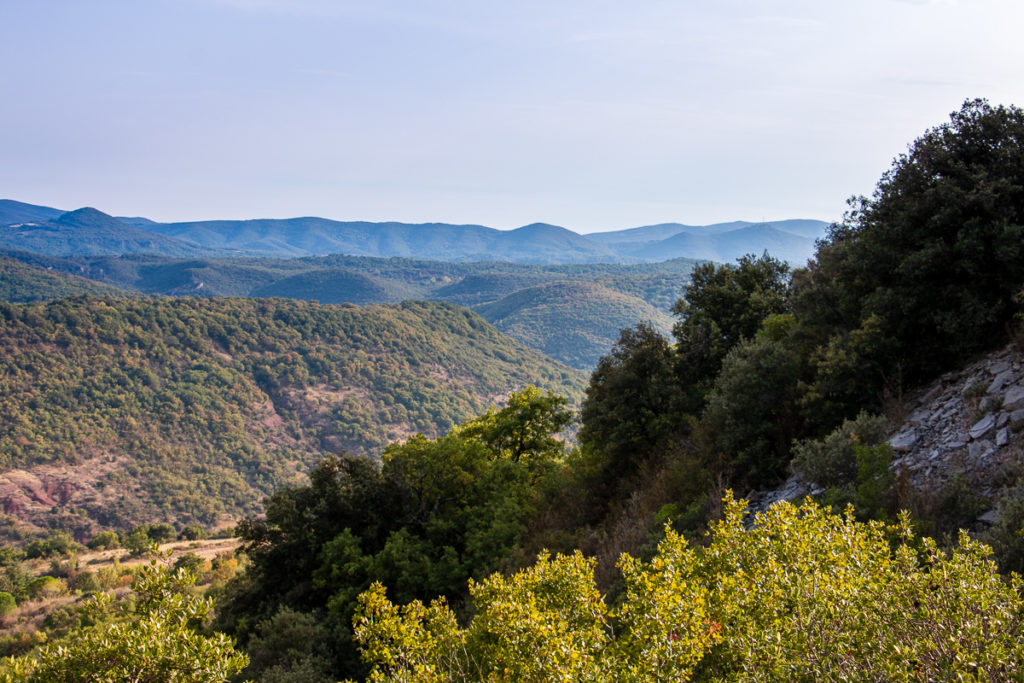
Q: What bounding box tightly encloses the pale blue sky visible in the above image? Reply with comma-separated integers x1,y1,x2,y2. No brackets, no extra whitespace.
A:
2,0,1023,231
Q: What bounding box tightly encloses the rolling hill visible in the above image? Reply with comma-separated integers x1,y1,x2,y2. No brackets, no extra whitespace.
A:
0,199,66,225
476,281,675,369
0,255,130,302
0,296,584,541
0,251,701,369
250,268,422,304
146,217,622,263
3,199,828,265
590,220,829,265
0,207,219,258
621,224,819,264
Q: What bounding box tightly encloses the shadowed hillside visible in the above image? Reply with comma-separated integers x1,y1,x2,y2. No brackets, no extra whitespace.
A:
0,256,129,302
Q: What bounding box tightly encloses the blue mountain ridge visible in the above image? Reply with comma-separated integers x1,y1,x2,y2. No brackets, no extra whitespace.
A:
1,199,830,265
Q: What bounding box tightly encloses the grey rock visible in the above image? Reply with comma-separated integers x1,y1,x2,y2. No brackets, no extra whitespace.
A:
969,413,995,440
907,407,932,425
968,440,994,461
1011,408,1024,424
890,430,918,452
988,369,1016,393
1003,385,1024,410
921,384,944,405
978,509,1001,525
998,412,1010,428
997,427,1010,447
990,360,1011,375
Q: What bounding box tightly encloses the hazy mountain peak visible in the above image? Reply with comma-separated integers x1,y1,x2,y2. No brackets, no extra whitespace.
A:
54,207,125,228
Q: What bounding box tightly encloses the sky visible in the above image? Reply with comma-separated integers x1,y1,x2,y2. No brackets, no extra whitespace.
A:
2,0,1024,232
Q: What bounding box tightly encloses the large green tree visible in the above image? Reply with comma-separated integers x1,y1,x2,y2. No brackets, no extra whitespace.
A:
797,99,1024,392
672,253,790,404
579,323,686,490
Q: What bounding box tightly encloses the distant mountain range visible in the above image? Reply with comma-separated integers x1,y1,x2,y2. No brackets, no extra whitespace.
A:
0,199,830,266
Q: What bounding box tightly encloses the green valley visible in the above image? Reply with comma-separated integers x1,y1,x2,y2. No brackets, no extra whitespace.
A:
0,296,583,541
0,252,700,369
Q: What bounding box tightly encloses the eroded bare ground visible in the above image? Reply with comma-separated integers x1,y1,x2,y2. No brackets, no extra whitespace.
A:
0,453,140,536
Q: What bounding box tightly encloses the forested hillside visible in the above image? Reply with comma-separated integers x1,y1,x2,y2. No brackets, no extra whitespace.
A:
0,256,128,302
0,297,582,540
477,281,674,368
0,253,699,369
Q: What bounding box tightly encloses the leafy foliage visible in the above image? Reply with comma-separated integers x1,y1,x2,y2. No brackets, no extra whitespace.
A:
579,323,687,491
797,98,1024,397
353,494,1024,681
579,99,1024,509
0,563,247,682
791,412,890,489
672,253,790,405
702,336,802,483
220,388,573,680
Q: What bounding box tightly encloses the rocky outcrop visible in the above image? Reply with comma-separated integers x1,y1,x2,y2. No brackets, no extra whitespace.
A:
750,343,1024,523
888,344,1024,510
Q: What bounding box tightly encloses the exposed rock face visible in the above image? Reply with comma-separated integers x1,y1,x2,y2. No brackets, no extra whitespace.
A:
0,454,142,540
750,343,1024,523
888,344,1024,507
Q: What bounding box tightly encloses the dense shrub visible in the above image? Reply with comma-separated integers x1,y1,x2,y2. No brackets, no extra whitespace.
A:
85,531,120,551
354,495,1024,681
1,564,247,682
791,412,889,488
0,592,16,617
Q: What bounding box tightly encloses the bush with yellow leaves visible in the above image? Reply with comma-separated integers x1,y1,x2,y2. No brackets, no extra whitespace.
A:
352,493,1024,681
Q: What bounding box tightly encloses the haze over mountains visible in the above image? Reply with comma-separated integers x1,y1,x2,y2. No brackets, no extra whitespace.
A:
0,199,829,266
0,198,830,370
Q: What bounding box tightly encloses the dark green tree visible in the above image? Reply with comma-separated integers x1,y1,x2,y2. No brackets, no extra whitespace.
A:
672,253,791,408
701,336,803,485
579,323,686,489
798,99,1024,392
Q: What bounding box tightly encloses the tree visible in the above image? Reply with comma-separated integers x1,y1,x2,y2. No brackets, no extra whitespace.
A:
701,336,803,485
672,253,790,405
799,99,1024,389
579,323,686,489
458,386,570,465
0,592,16,617
222,390,573,681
